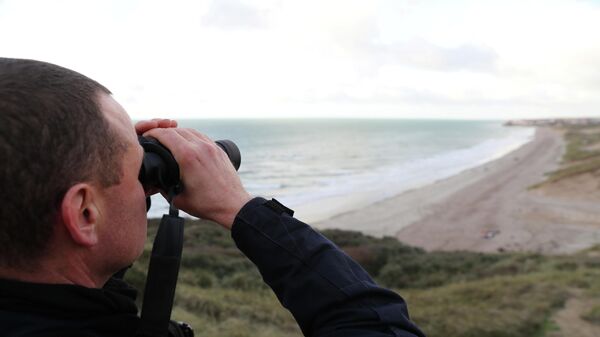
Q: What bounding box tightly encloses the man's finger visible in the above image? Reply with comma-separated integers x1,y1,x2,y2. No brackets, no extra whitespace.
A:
187,128,214,143
135,119,178,135
174,128,214,148
135,120,158,135
153,119,178,128
143,128,191,159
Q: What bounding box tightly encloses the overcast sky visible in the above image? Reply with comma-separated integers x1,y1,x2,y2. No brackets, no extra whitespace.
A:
1,0,600,119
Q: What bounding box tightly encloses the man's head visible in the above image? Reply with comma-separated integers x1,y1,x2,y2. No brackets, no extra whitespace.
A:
0,58,147,281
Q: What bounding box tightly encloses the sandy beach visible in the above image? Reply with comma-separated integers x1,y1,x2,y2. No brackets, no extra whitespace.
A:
316,127,600,254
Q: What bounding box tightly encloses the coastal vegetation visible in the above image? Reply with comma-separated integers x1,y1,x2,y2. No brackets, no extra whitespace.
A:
125,218,600,337
541,125,600,184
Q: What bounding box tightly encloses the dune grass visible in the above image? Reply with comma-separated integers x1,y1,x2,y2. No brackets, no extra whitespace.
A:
534,126,600,186
123,219,600,337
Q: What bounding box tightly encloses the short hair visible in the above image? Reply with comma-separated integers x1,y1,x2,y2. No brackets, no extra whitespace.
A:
0,58,128,268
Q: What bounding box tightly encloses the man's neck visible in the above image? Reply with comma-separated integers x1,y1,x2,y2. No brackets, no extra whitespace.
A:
0,258,107,288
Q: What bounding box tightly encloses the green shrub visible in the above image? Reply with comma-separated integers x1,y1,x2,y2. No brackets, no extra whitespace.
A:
222,271,267,291
376,251,533,289
405,274,569,337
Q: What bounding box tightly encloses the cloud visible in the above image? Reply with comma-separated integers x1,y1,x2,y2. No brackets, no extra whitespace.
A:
4,0,600,119
201,0,269,29
442,44,498,72
374,39,498,73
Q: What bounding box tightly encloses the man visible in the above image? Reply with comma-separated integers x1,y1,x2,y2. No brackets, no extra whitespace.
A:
0,58,425,337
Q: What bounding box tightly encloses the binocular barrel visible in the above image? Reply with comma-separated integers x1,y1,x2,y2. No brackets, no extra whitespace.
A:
138,136,241,193
215,140,241,171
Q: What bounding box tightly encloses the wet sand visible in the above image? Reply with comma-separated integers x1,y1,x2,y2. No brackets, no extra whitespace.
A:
316,127,600,254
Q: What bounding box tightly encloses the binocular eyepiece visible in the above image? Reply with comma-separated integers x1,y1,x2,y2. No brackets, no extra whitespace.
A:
138,136,241,197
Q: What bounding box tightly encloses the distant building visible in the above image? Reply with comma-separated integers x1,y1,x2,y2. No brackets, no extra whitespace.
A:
504,118,600,127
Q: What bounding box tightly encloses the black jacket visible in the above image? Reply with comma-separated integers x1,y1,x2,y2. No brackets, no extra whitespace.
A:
0,197,425,337
0,277,139,337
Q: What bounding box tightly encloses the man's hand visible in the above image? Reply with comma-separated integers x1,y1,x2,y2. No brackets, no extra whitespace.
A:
143,127,252,229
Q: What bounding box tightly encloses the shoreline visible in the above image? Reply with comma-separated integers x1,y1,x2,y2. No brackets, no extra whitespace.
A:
316,127,600,254
290,126,535,225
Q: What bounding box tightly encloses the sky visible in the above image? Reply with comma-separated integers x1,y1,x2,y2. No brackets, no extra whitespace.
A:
1,0,600,120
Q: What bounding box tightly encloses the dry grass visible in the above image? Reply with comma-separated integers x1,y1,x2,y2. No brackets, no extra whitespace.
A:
124,220,600,337
533,126,600,188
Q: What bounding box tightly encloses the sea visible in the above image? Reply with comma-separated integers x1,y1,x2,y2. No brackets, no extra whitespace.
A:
146,119,535,222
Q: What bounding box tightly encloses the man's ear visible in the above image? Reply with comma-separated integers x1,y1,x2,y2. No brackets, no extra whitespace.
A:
60,183,100,247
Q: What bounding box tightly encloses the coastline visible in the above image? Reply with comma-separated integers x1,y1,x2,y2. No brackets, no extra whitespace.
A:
316,127,600,254
288,124,535,225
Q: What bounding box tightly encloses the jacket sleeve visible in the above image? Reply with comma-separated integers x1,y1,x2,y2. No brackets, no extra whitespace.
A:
231,197,426,337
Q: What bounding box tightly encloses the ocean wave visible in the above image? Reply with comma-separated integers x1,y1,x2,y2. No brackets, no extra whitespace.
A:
275,126,535,209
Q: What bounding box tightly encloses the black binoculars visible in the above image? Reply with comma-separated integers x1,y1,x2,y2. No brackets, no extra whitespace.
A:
136,136,240,334
137,136,241,197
